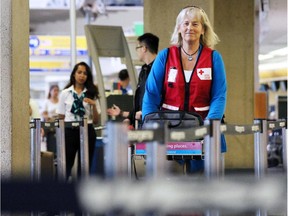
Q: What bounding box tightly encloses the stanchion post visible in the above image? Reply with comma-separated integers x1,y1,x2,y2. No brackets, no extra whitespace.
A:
281,124,287,216
104,122,129,179
254,119,268,179
204,119,221,216
204,119,221,180
282,124,287,171
146,141,167,178
128,145,132,179
254,119,268,216
145,123,167,178
80,118,89,179
56,119,66,181
30,118,41,181
55,119,68,216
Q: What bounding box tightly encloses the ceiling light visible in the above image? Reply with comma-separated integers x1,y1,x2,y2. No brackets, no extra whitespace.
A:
259,47,288,61
259,62,288,71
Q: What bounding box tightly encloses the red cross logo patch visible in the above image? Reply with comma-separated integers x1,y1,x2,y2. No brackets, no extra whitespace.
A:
197,68,212,80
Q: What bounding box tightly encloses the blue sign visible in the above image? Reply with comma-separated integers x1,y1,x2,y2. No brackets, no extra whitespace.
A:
29,36,40,49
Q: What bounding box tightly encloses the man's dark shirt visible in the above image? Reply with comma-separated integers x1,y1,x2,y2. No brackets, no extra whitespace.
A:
128,61,154,128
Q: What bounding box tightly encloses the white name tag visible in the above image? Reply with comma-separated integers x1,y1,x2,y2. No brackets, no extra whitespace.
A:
168,68,178,83
197,68,212,80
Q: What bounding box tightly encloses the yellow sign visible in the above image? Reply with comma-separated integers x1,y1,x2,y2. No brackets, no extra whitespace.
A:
30,61,71,71
29,35,88,56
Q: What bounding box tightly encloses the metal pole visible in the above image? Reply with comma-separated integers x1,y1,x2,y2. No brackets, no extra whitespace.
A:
204,119,221,180
56,119,66,182
70,0,76,68
281,125,287,216
104,122,129,179
204,119,221,216
146,141,166,178
254,119,268,179
254,119,268,216
128,146,132,179
84,6,93,68
146,141,156,177
80,118,89,179
55,119,68,216
204,119,211,179
145,123,167,179
30,118,41,181
282,125,287,171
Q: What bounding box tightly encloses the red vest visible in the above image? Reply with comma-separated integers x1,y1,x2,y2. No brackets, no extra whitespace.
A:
162,46,213,120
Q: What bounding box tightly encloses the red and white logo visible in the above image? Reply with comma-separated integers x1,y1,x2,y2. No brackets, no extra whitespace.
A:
197,68,212,80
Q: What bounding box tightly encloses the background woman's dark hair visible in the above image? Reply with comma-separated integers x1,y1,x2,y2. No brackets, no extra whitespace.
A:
64,61,99,99
47,84,59,99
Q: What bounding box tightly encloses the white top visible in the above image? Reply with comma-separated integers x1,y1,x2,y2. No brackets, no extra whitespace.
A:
184,70,193,83
125,84,133,95
57,85,101,123
30,98,41,120
42,99,59,120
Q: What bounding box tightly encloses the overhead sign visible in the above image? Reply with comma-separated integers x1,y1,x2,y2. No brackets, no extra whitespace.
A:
29,61,71,72
29,35,88,56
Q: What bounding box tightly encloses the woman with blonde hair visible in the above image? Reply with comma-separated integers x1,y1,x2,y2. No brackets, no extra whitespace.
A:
142,6,227,174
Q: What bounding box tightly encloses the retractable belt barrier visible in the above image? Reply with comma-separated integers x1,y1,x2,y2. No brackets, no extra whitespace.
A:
31,118,286,181
103,119,287,180
30,118,91,181
11,118,287,215
103,119,287,216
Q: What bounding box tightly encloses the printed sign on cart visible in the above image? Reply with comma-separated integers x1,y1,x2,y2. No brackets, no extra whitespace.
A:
135,142,202,155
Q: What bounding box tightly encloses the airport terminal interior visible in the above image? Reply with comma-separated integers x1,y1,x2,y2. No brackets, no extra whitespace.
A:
1,0,288,215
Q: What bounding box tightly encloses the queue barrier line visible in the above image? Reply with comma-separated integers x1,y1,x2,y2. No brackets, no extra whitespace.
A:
30,118,91,183
104,119,287,216
29,119,286,137
29,120,93,130
30,118,287,180
125,120,286,144
105,119,287,178
267,119,287,130
25,118,288,216
126,120,285,143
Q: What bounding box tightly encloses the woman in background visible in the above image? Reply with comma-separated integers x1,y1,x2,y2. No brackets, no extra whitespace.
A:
57,62,100,179
42,84,59,157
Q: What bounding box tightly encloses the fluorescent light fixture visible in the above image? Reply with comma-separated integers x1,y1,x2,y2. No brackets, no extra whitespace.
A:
259,54,274,61
259,61,288,71
259,47,288,61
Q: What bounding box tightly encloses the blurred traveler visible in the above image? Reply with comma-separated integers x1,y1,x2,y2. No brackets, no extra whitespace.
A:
41,84,60,158
118,69,133,95
107,33,159,128
29,98,41,120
